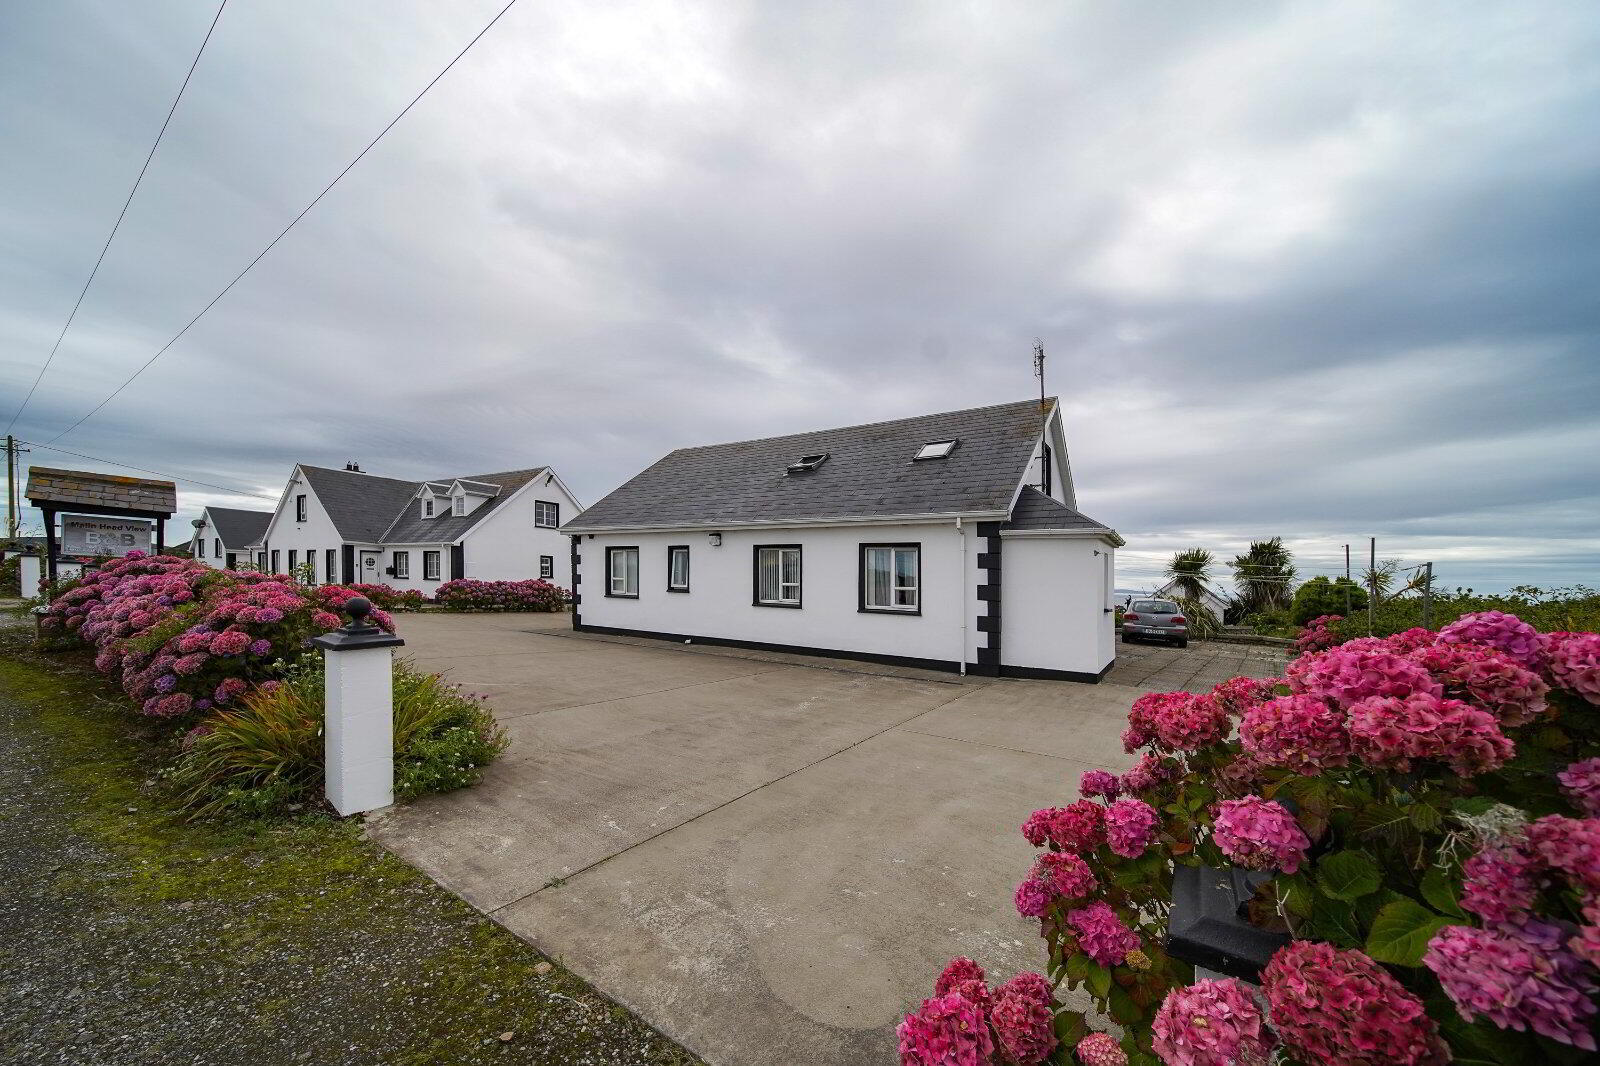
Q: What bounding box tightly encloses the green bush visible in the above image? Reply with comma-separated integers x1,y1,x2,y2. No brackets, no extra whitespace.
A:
1328,584,1600,640
1290,575,1369,625
172,657,507,818
0,554,18,597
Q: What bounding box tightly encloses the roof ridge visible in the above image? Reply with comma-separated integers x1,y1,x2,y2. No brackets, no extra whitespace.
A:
668,397,1058,454
299,463,421,488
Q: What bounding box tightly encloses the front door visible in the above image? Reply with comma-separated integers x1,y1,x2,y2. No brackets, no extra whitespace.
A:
360,549,381,583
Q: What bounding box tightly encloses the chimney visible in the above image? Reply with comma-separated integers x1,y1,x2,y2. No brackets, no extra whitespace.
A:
345,461,362,472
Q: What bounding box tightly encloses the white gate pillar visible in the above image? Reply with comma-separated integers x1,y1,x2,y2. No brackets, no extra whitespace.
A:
310,596,405,816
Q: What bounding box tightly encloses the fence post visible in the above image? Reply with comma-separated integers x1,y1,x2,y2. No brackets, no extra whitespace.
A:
310,596,405,817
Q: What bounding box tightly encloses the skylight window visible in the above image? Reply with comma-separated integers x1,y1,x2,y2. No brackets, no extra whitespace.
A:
786,453,829,473
914,439,958,460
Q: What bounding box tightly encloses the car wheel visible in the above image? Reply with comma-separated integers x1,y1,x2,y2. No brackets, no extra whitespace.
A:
1121,633,1133,644
1176,639,1189,649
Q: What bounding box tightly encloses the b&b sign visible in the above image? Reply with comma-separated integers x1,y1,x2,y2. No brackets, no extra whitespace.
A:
61,515,154,558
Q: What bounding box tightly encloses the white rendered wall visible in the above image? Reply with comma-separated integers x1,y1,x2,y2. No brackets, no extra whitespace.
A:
576,523,976,665
999,536,1116,676
459,474,578,588
258,470,347,580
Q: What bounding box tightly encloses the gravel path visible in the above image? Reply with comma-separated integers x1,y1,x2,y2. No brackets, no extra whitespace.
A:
0,631,700,1066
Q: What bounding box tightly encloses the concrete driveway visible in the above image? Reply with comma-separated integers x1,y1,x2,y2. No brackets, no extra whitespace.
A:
369,614,1286,1066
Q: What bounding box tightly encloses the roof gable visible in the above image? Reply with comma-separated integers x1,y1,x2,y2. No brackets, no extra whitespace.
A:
568,399,1055,531
204,506,272,547
298,466,424,542
379,467,548,544
1001,486,1117,539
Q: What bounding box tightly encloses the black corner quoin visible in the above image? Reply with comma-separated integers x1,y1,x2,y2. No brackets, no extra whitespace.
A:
973,521,1002,675
569,535,581,628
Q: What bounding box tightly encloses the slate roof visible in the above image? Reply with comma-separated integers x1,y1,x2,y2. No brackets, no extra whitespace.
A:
567,399,1057,531
204,506,272,548
1001,487,1122,543
295,464,552,545
380,468,549,544
25,467,176,515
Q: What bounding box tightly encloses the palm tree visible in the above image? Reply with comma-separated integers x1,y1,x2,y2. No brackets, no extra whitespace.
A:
1228,537,1298,615
1165,548,1214,604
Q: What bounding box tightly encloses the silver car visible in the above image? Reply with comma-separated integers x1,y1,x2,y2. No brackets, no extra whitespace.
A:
1122,598,1189,648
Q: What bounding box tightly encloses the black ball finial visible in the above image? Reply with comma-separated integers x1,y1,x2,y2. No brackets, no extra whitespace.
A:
344,596,374,630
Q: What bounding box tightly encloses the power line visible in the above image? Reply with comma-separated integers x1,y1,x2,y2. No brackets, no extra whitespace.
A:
6,0,229,435
17,438,275,500
44,0,522,446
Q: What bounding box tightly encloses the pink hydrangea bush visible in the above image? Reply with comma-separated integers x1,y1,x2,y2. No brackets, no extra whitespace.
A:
1294,613,1343,654
900,959,1059,1066
1151,978,1275,1066
897,990,994,1066
908,607,1600,1063
434,578,567,612
990,973,1057,1065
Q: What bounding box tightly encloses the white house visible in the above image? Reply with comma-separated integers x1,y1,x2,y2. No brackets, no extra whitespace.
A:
564,398,1122,682
1151,577,1233,621
190,506,273,570
248,462,581,594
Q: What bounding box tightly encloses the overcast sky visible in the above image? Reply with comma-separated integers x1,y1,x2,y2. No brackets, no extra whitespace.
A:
3,1,1597,593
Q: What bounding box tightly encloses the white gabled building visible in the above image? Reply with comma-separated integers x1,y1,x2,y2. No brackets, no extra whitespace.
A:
564,398,1123,682
249,462,581,593
190,506,273,570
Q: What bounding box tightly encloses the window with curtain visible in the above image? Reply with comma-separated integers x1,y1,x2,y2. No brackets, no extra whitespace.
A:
392,551,410,579
423,551,440,580
608,547,639,597
862,545,919,612
668,546,690,591
270,550,280,573
326,549,338,583
755,546,801,605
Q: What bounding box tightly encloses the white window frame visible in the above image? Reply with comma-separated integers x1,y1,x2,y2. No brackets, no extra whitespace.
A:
534,500,560,528
452,496,465,516
423,498,434,518
754,546,801,607
914,439,957,461
668,545,690,592
392,551,410,579
607,547,639,597
862,544,920,613
423,550,440,581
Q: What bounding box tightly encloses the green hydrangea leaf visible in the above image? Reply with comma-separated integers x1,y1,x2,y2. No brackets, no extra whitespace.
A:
1317,850,1382,901
1087,962,1112,1000
1420,865,1466,918
1366,899,1456,966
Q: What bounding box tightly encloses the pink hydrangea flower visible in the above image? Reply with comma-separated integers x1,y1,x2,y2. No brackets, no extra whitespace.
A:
1066,901,1140,968
1151,978,1275,1066
1075,1033,1127,1066
1460,842,1540,924
897,991,995,1066
210,629,251,656
1134,692,1229,753
1438,609,1543,668
1425,921,1597,1051
1119,754,1177,795
1409,641,1547,726
1210,675,1280,716
934,957,986,997
1383,627,1440,654
1238,693,1349,774
1079,769,1120,800
1288,646,1442,708
1574,899,1600,969
1265,941,1448,1065
1015,878,1054,919
1543,631,1600,705
990,972,1056,1065
1104,798,1160,858
248,638,272,656
1559,758,1600,817
1345,692,1513,776
1036,852,1097,899
1211,796,1309,873
311,610,341,630
172,652,209,676
152,692,193,717
1526,814,1600,893
1029,801,1105,854
1294,614,1343,654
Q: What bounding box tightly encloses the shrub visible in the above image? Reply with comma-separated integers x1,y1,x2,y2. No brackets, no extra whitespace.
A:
434,578,567,612
1173,597,1221,641
1291,575,1369,625
1328,585,1599,641
0,553,19,597
342,582,428,611
171,656,507,818
903,611,1600,1065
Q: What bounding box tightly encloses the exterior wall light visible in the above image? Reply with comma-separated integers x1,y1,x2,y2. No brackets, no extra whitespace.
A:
709,532,722,547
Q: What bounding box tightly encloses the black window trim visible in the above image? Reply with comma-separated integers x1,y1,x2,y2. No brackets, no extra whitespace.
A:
325,548,337,583
296,494,308,522
423,550,441,581
859,542,923,615
605,545,640,598
270,549,280,573
667,545,691,592
534,500,561,528
752,543,802,608
391,550,410,579
539,554,554,580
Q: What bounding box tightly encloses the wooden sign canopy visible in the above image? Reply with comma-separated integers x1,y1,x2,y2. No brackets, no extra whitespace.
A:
24,466,177,583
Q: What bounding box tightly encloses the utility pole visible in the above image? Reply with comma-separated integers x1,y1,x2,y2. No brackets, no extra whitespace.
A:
1343,543,1352,617
5,434,17,540
1422,562,1434,629
1367,537,1376,636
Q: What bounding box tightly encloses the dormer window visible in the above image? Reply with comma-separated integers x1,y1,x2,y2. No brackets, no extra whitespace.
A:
786,453,829,474
423,499,434,518
914,439,958,461
452,496,465,516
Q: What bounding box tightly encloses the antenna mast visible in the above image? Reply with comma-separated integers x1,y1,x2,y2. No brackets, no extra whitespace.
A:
1033,340,1048,490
